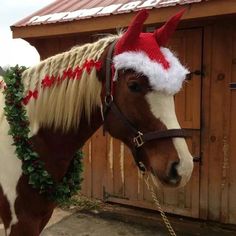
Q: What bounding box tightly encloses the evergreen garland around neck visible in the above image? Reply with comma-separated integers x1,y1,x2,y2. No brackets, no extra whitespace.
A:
3,65,83,204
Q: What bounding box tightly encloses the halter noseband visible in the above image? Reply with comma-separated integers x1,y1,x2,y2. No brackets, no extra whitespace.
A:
103,41,191,172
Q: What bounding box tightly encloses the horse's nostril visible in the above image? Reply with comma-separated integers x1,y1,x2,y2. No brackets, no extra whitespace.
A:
167,161,181,185
169,161,179,178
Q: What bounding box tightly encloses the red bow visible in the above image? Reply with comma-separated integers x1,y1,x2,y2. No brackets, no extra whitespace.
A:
41,75,55,88
22,90,38,105
74,66,82,80
83,60,102,74
94,61,102,71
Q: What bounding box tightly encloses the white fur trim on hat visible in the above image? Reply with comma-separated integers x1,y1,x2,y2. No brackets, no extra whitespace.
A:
113,47,189,95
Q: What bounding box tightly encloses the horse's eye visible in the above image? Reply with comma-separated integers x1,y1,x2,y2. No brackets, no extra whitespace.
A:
127,81,142,93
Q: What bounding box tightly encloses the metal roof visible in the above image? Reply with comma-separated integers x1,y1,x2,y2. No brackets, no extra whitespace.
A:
13,0,203,27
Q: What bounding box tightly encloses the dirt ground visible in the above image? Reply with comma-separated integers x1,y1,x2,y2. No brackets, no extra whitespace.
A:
42,207,236,236
42,212,166,236
1,206,236,236
41,207,236,236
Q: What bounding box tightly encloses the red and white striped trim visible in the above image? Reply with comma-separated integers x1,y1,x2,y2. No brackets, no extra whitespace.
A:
113,48,189,95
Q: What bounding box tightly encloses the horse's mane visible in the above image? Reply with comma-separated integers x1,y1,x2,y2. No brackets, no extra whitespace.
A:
22,35,119,133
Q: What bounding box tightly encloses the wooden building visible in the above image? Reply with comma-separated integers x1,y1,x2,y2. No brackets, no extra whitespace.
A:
11,0,236,225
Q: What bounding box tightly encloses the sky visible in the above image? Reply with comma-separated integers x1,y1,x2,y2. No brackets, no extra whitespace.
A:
0,0,54,68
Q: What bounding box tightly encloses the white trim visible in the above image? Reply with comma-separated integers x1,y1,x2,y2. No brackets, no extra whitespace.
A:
113,48,189,95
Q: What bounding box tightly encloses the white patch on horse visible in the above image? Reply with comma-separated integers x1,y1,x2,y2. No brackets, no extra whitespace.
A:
145,92,193,186
6,228,10,235
0,92,22,233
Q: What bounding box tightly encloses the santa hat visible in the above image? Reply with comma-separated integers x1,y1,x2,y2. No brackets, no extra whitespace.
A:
113,9,189,95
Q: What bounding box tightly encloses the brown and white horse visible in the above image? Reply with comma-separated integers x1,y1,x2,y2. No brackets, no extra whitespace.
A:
0,10,193,236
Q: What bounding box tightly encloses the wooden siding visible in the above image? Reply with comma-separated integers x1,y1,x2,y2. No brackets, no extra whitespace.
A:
229,28,236,224
199,21,236,224
29,18,236,225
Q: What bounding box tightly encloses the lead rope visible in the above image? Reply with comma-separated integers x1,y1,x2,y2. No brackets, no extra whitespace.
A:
143,173,177,236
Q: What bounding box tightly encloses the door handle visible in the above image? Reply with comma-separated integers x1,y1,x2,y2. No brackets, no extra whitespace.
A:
193,156,201,163
186,70,204,80
230,82,236,90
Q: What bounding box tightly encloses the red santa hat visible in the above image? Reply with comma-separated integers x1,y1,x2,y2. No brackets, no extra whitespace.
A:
113,9,189,95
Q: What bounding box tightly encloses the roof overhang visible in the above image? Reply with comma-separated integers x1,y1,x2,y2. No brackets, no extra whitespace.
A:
11,0,236,39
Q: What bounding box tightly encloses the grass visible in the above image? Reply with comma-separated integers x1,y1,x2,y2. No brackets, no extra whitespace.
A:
60,193,103,211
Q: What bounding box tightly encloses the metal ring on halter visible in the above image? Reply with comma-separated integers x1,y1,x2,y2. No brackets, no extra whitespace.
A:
138,161,146,173
133,131,144,148
105,94,113,106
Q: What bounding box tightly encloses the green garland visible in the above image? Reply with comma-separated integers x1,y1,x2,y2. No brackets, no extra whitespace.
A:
3,65,83,204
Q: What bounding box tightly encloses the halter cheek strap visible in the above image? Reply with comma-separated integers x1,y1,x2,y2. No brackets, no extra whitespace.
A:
103,42,192,172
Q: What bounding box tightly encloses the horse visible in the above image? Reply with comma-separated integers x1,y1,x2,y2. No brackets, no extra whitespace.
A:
0,9,193,236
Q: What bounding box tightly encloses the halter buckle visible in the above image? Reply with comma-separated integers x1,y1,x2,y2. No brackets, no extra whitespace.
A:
133,131,144,148
105,94,113,106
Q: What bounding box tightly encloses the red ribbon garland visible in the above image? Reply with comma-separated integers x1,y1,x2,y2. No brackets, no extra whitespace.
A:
23,59,102,105
41,60,102,89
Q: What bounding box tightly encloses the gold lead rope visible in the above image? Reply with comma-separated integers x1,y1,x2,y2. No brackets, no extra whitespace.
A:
144,173,177,236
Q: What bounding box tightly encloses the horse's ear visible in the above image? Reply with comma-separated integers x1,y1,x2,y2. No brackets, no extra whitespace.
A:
119,10,149,46
154,9,186,46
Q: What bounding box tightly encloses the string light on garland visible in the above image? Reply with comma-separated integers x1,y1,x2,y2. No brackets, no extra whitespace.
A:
3,65,83,204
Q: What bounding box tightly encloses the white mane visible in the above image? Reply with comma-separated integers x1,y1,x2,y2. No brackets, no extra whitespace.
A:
21,35,119,133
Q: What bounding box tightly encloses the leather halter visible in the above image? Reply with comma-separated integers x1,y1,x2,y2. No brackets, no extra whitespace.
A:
103,41,192,171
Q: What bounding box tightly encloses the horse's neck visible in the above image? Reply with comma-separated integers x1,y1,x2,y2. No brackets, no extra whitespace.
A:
30,108,103,181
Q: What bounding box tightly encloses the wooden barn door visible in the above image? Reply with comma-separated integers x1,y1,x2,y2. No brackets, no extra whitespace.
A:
160,28,202,217
82,28,203,219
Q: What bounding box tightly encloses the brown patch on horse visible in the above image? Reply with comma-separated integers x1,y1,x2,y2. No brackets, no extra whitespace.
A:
99,66,180,185
136,139,181,185
13,109,103,235
0,185,12,229
29,110,103,181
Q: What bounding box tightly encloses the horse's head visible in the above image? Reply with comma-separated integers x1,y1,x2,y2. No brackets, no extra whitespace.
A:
103,10,193,188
